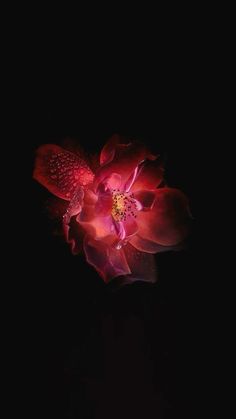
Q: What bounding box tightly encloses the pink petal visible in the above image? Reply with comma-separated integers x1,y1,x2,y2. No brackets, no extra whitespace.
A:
33,144,94,200
123,243,157,283
131,159,164,193
83,236,131,282
78,210,115,241
137,187,190,246
103,173,122,190
123,164,142,192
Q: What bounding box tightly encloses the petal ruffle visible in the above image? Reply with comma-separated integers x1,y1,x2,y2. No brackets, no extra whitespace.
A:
33,144,94,200
137,187,190,246
83,236,131,282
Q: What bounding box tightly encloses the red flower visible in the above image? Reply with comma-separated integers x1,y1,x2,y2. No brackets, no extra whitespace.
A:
33,135,190,284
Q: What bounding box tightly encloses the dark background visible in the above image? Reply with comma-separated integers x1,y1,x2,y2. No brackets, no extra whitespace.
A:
24,68,202,418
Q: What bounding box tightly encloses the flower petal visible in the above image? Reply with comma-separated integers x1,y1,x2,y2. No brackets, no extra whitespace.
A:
134,190,156,210
83,236,131,282
94,137,156,191
123,243,157,283
130,234,184,254
64,216,85,255
99,134,120,166
137,187,190,246
103,173,122,190
95,191,113,216
78,210,115,240
131,159,164,192
33,144,94,200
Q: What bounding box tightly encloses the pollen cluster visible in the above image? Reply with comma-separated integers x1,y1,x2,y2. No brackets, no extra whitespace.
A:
111,190,138,222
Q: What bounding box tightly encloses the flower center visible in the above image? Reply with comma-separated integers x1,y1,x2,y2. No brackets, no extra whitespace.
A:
111,190,138,222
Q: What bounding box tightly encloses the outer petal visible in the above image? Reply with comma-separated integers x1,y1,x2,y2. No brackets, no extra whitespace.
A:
131,159,164,192
94,137,156,191
64,216,85,255
33,144,94,200
99,134,120,166
130,234,185,254
83,236,131,282
122,243,157,283
137,187,190,246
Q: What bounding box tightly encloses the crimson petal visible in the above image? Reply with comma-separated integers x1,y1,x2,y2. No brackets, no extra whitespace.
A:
33,144,94,200
137,187,190,246
134,190,156,210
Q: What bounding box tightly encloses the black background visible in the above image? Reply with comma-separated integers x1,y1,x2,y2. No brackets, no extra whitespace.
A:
22,61,203,418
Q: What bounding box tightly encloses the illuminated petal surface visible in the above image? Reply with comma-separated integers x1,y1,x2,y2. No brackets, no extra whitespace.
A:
33,144,94,200
137,187,190,246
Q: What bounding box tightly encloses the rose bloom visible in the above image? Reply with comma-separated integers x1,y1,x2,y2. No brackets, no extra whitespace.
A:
33,135,190,284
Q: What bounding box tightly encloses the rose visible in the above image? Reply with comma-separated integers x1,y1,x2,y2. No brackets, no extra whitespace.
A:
33,135,190,284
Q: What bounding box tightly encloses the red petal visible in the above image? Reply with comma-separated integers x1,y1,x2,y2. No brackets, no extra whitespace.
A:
137,188,190,246
134,190,156,210
124,218,138,238
131,159,164,192
100,134,120,165
130,234,184,254
123,243,157,283
94,189,113,216
83,236,131,282
33,144,94,200
94,138,156,191
103,173,122,190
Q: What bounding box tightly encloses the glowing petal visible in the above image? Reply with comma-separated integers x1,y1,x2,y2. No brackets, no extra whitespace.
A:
95,137,157,191
131,159,164,192
134,190,156,210
33,144,94,200
137,187,190,246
